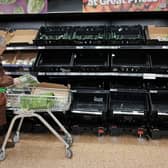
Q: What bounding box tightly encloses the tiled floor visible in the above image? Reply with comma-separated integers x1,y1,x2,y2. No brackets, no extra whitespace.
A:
0,134,168,168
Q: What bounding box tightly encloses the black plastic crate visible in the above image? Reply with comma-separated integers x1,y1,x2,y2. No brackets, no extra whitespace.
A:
146,79,168,90
34,26,106,45
34,50,74,72
110,77,145,90
109,91,149,136
34,26,74,45
71,91,108,116
106,25,145,45
70,90,108,134
111,51,150,73
150,92,168,116
149,92,168,132
109,91,149,117
149,92,168,138
34,25,145,45
71,77,107,90
70,115,103,129
71,26,105,45
73,50,110,72
150,50,168,73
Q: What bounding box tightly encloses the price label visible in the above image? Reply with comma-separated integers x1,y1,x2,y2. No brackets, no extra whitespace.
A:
38,46,45,49
110,89,118,92
150,90,158,93
132,111,139,114
162,46,168,49
95,46,120,49
38,72,45,76
71,90,77,93
143,73,156,80
76,46,84,49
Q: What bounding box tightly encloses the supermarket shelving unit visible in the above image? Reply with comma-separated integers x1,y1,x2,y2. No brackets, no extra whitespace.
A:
1,10,168,138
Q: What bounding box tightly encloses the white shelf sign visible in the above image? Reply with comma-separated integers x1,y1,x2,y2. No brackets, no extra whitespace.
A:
143,73,156,80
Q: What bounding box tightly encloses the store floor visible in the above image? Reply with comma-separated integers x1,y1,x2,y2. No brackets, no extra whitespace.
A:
0,134,168,168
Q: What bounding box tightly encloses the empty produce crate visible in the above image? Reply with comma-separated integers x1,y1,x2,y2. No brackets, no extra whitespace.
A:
73,50,109,72
150,50,168,73
110,77,145,90
111,51,150,73
150,92,168,139
70,89,108,135
106,25,145,45
109,91,149,136
146,78,168,90
34,50,74,72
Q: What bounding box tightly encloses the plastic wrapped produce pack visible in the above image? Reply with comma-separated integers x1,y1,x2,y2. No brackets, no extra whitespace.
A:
17,74,39,88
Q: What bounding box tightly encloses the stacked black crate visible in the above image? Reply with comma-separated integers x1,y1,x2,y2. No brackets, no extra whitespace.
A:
33,50,74,132
149,90,168,139
108,77,149,137
108,50,150,137
70,51,109,135
145,50,168,139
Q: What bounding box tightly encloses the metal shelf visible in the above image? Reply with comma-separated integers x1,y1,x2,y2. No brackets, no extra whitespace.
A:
72,89,109,94
6,45,168,51
110,88,146,93
158,112,168,116
37,72,143,77
5,72,30,76
3,64,32,68
37,72,168,78
150,90,168,93
113,111,144,116
6,46,42,51
71,110,103,115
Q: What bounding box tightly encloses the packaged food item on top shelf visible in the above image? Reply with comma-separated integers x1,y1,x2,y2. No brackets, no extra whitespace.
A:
146,25,168,44
17,74,39,88
7,29,38,45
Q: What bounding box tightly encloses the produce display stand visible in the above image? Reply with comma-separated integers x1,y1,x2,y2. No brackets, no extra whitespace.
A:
0,87,73,161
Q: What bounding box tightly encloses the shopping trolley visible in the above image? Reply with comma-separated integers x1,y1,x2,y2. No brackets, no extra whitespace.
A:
0,87,73,160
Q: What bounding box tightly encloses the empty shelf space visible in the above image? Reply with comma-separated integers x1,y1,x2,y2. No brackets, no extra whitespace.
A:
71,93,108,115
71,78,106,90
151,94,168,114
112,102,144,113
110,77,145,90
152,56,168,67
110,92,148,114
36,50,74,66
146,79,168,90
74,51,109,67
112,53,148,66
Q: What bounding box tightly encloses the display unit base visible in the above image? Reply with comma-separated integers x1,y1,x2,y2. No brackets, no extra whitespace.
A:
109,126,148,138
150,128,168,139
71,125,106,136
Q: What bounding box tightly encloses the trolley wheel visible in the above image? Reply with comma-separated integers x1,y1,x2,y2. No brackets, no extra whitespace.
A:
65,148,73,159
64,136,73,146
0,149,6,161
12,133,20,144
145,134,150,141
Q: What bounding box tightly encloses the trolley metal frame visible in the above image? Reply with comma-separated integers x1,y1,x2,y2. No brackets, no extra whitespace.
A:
0,87,73,160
